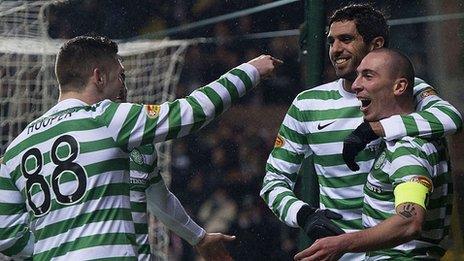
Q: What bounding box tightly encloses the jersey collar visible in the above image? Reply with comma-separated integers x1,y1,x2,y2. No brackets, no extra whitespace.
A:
44,99,90,116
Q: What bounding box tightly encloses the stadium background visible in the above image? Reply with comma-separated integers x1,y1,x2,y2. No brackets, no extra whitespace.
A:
1,0,463,260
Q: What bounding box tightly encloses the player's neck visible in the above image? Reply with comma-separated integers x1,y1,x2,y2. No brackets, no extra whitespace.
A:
342,79,354,93
59,90,99,105
381,100,414,119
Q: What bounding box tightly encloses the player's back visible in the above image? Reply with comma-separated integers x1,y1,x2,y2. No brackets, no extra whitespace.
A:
2,99,137,260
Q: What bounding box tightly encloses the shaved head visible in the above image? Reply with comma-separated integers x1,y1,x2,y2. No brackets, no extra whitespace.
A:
369,48,415,96
353,48,416,121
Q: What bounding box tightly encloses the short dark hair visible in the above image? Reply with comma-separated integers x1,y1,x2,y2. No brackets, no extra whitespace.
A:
329,4,389,47
55,35,118,91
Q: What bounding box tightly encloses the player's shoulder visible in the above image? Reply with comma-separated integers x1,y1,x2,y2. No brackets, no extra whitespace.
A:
413,77,437,96
295,79,342,102
93,99,118,113
413,77,428,86
91,100,144,122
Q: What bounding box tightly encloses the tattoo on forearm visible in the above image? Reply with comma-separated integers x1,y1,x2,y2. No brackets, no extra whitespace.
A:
398,204,417,219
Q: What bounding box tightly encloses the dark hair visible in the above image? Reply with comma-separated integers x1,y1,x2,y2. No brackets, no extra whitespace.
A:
55,35,118,91
329,4,389,47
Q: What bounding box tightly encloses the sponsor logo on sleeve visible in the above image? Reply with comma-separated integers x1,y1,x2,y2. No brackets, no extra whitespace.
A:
409,176,433,192
144,104,160,119
274,135,285,148
419,87,437,99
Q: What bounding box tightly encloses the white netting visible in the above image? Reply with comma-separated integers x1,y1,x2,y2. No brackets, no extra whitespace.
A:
0,1,188,260
0,1,48,38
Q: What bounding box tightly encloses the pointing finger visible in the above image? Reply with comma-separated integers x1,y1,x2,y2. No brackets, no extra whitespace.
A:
220,234,236,241
271,57,284,65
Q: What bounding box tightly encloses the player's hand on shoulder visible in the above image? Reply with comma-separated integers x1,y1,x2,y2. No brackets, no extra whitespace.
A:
247,54,283,79
195,232,236,261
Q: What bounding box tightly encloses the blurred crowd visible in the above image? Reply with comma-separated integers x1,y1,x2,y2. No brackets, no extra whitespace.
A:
47,0,306,105
169,112,299,260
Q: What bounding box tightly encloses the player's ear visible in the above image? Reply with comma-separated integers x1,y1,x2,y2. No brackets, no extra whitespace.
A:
369,36,385,51
92,68,105,89
393,78,408,96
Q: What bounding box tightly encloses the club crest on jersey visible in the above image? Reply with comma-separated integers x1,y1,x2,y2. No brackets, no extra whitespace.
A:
130,149,144,165
409,176,433,192
274,135,285,148
144,104,160,119
419,87,437,99
374,151,386,170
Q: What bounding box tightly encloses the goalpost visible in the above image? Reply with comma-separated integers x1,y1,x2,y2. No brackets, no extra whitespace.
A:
0,1,188,260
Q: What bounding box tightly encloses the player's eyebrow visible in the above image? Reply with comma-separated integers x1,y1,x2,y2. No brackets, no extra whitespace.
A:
359,69,377,76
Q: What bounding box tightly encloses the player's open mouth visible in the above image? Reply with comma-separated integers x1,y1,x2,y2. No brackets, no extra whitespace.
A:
359,98,371,111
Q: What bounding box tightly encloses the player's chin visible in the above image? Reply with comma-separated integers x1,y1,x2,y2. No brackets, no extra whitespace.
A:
334,67,355,80
363,113,376,122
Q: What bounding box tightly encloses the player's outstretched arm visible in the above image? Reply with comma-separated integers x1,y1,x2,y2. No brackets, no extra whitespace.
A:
145,178,207,245
107,55,282,151
145,177,236,259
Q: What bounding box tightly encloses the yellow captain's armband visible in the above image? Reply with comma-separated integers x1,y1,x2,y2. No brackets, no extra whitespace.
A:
394,181,430,209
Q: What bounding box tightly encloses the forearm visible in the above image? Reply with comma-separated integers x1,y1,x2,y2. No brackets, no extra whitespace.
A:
145,181,205,245
187,63,259,116
380,97,462,141
260,173,307,228
340,214,420,253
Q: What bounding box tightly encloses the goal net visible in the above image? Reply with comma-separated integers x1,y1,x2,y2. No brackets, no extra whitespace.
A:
0,1,188,260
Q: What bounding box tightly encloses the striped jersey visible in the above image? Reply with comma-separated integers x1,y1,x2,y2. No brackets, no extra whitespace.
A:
0,63,259,260
260,78,461,259
129,145,159,260
363,137,452,260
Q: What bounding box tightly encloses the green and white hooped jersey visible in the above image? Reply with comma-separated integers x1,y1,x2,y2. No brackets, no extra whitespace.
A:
363,137,452,260
129,145,160,260
0,63,259,260
260,78,461,260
